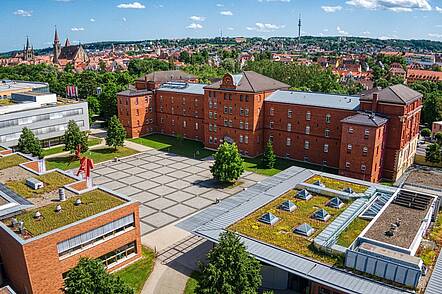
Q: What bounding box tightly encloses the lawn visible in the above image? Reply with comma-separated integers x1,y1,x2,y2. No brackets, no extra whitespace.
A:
336,217,370,248
229,190,349,265
415,154,442,168
0,154,29,170
9,189,125,237
45,146,138,170
184,271,201,294
114,246,155,294
42,137,102,157
305,175,368,193
129,134,213,160
6,171,76,198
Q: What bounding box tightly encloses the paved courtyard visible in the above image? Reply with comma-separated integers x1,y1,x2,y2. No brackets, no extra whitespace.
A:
91,149,267,235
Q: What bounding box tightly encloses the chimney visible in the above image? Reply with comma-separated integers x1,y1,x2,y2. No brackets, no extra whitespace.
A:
372,93,378,112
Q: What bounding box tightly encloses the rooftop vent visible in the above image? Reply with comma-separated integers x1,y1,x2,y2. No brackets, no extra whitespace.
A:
279,200,297,212
34,211,42,219
26,178,44,190
59,188,66,202
313,208,330,222
296,189,312,201
343,187,354,194
75,199,82,206
313,180,325,188
393,190,433,210
327,197,344,209
258,212,279,225
55,205,62,213
293,223,314,236
18,221,24,233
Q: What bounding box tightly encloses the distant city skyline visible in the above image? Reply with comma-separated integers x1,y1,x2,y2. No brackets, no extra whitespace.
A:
1,0,442,52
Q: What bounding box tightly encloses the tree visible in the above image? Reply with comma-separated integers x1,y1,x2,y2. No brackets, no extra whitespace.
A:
435,132,442,145
106,115,126,150
425,143,441,164
179,51,191,64
262,140,276,169
196,231,261,294
421,128,432,138
64,257,133,294
64,120,88,153
421,91,442,125
210,142,244,183
17,127,42,158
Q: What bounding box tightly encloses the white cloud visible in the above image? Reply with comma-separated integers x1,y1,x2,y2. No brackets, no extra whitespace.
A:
247,22,285,32
117,2,145,9
71,27,85,31
428,33,442,38
227,27,235,30
346,0,431,12
186,23,203,29
337,26,349,35
321,5,343,12
220,10,233,16
122,17,127,22
190,16,206,21
436,6,442,12
362,31,371,35
323,28,329,32
13,9,32,17
216,3,224,7
90,18,96,22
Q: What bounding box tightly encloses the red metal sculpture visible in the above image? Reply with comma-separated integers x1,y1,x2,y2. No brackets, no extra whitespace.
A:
75,144,94,187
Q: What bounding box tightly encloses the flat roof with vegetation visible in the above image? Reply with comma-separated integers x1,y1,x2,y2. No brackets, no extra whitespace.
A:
229,189,351,265
4,189,126,238
305,175,368,193
0,154,28,170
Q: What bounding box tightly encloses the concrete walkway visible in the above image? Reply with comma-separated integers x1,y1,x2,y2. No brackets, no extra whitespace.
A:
123,140,153,152
43,137,106,159
141,217,211,294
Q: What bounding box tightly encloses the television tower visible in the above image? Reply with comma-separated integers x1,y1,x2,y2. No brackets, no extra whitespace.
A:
298,14,302,47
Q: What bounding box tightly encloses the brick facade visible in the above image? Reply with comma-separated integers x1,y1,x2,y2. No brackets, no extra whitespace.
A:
0,203,141,294
118,71,422,182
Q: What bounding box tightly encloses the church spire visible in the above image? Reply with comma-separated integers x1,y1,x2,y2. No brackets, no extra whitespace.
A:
64,38,71,47
53,26,61,64
26,36,31,50
54,26,60,44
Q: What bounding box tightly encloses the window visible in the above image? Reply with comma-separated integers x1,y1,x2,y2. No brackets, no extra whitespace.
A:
245,95,249,102
347,144,352,153
214,137,218,144
214,112,217,119
245,122,249,130
325,114,331,124
345,161,350,169
209,111,213,119
305,126,310,134
239,121,244,129
287,123,292,132
364,129,370,139
135,97,139,105
363,146,368,156
224,119,228,127
240,95,243,102
239,135,244,143
270,108,274,116
245,108,249,116
195,122,199,130
213,124,217,132
240,107,244,116
286,138,291,146
99,242,137,269
306,111,311,121
209,124,213,131
136,109,139,116
270,121,274,129
288,110,292,118
209,136,213,143
245,136,249,144
209,101,213,109
229,120,233,127
269,135,273,143
325,129,330,138
324,144,329,153
304,140,310,150
348,127,354,134
361,164,366,171
229,106,233,114
224,106,228,114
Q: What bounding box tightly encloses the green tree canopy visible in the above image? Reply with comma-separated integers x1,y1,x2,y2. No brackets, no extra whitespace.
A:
196,231,262,294
64,120,88,153
106,115,126,150
210,142,244,183
421,128,432,137
426,143,442,164
64,257,133,294
262,140,276,169
17,127,42,158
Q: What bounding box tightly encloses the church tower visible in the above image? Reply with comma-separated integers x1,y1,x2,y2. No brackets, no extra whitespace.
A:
23,36,34,61
53,27,61,64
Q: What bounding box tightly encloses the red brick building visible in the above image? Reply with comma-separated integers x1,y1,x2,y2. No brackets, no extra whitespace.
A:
118,70,422,182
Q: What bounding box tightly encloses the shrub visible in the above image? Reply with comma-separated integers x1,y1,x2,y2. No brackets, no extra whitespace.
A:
210,142,244,183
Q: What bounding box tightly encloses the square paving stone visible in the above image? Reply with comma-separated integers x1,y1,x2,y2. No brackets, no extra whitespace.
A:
111,163,133,170
143,212,178,228
125,166,146,175
168,170,192,179
172,162,191,170
166,180,191,190
195,161,213,169
183,185,212,196
139,205,158,218
131,191,159,203
198,178,218,188
157,159,175,166
107,171,130,180
199,170,213,178
103,181,126,190
92,176,112,185
165,190,196,202
149,185,177,196
138,170,161,180
145,197,177,210
93,167,116,175
151,175,176,184
126,159,147,166
140,221,155,235
133,181,160,190
115,185,142,196
155,166,175,174
223,185,245,195
200,190,230,201
182,174,207,184
184,197,213,209
184,166,206,174
141,156,162,163
181,158,202,165
164,204,196,218
120,175,145,185
168,156,188,162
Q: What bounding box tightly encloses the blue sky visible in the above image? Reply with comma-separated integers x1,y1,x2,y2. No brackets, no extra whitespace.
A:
1,0,442,52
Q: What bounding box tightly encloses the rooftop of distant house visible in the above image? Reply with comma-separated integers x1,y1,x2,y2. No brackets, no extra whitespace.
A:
157,82,207,95
360,84,422,105
136,70,197,83
407,69,442,81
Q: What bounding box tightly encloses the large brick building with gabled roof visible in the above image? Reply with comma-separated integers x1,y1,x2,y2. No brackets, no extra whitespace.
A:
117,70,422,182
